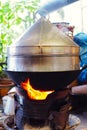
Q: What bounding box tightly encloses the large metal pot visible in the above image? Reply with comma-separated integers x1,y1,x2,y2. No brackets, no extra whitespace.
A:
7,17,80,72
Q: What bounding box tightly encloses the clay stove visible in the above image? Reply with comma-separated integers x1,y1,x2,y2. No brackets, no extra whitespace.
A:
13,79,71,130
5,17,81,130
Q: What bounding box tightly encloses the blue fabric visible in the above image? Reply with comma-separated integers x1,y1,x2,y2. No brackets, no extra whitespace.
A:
80,51,87,67
78,68,87,84
73,32,87,84
74,32,87,67
73,32,87,47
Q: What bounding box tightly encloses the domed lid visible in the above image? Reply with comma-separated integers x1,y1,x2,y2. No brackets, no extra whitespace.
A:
11,17,78,47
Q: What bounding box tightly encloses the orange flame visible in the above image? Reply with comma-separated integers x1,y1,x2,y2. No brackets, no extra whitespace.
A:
21,79,54,100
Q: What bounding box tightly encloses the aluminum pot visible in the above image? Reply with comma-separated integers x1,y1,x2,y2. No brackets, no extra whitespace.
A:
7,17,80,72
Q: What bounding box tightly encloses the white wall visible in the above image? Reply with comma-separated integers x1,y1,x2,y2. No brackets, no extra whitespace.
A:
80,0,87,33
49,0,87,35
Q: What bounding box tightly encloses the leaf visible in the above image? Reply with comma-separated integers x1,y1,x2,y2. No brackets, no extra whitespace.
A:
0,0,40,63
15,17,23,25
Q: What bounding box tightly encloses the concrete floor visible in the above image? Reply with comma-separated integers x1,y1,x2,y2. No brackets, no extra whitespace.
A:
71,94,87,130
72,108,87,130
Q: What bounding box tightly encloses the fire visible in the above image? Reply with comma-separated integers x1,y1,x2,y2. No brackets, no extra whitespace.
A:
21,79,54,100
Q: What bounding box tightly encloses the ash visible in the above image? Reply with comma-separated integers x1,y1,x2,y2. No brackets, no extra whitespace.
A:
24,124,51,130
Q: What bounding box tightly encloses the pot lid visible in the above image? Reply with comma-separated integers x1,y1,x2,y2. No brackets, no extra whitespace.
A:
11,17,78,47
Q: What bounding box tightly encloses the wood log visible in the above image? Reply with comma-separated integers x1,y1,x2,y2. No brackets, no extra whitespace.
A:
72,85,87,95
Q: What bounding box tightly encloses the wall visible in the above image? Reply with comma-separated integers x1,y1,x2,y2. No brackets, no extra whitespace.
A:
49,0,87,35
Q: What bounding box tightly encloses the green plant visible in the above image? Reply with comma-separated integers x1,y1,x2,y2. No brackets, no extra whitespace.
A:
0,0,40,77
